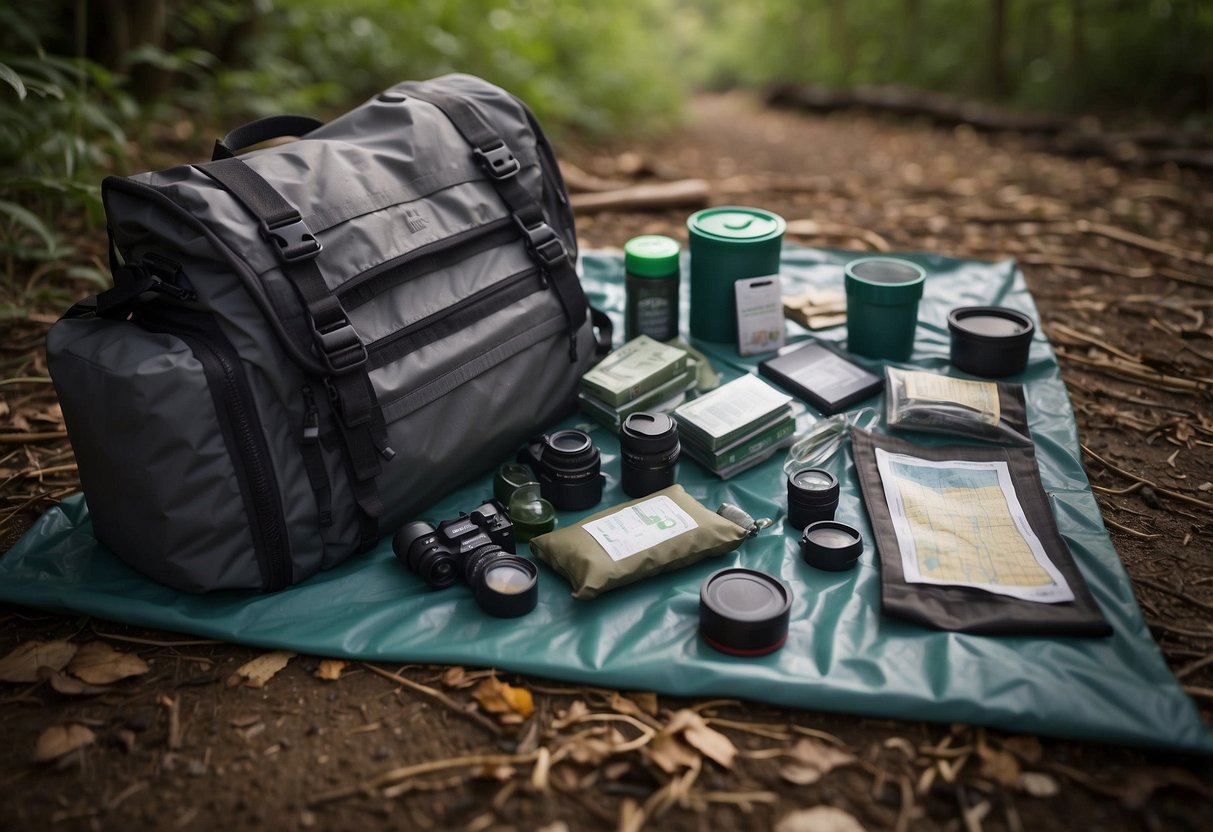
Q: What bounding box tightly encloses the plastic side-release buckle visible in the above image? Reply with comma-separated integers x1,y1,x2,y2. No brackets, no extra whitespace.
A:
514,215,568,270
473,141,520,180
314,318,368,375
261,215,323,264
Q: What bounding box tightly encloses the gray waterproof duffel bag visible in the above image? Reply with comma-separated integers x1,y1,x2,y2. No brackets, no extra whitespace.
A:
46,74,608,593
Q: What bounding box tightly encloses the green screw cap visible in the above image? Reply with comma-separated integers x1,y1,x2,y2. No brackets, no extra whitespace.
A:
624,235,681,278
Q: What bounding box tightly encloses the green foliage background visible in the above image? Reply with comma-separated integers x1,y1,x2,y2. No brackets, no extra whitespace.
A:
1,0,1210,312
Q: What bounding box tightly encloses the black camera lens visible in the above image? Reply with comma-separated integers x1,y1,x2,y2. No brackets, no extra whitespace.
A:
786,467,840,531
464,544,539,618
518,429,604,511
801,520,863,571
619,412,680,498
393,521,459,589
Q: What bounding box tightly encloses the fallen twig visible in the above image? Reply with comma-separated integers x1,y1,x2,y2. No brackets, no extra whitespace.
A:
309,749,542,806
569,179,709,214
1075,219,1213,268
786,218,891,252
1176,653,1213,679
1046,322,1141,363
1102,516,1162,540
1133,576,1213,614
0,432,68,443
1058,349,1211,393
1081,444,1213,512
361,663,502,737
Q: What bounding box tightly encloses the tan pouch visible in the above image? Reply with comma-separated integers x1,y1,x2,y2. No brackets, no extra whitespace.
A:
529,484,750,599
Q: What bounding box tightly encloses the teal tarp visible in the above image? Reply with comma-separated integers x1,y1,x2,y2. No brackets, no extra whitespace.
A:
3,245,1209,753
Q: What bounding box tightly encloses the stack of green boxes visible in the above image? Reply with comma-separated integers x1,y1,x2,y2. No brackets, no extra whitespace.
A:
674,374,795,478
579,336,698,432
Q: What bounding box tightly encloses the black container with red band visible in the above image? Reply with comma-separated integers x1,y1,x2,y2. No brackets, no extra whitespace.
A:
698,567,793,656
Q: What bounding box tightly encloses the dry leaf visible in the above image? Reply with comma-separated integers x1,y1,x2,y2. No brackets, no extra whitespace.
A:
565,726,627,766
609,692,645,717
1001,735,1043,764
552,700,589,729
0,640,78,683
226,650,295,689
38,667,109,696
779,738,857,785
1020,771,1059,798
117,729,137,754
67,641,150,684
775,806,867,832
314,659,346,681
471,676,534,717
629,691,658,716
33,724,96,763
977,742,1021,789
440,666,467,687
667,709,736,769
647,732,699,773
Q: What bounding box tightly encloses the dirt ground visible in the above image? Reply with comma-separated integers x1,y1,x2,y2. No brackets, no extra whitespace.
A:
1,93,1211,831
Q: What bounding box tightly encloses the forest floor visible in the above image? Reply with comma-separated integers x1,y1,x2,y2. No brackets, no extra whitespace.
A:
1,92,1211,831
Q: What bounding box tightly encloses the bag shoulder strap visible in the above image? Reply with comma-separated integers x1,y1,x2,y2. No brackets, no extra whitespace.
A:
194,156,389,546
400,83,588,361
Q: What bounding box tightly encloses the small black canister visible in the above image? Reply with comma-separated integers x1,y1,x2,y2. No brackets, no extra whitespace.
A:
619,412,680,498
786,467,839,531
624,235,681,342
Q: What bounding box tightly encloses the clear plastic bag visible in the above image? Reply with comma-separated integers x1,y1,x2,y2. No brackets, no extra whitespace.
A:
783,407,880,475
884,367,1031,444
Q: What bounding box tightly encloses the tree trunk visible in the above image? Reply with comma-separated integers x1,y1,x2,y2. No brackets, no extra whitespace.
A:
989,0,1007,98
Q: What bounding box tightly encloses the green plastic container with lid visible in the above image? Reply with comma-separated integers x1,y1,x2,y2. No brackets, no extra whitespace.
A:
687,207,786,343
624,235,681,342
844,256,926,361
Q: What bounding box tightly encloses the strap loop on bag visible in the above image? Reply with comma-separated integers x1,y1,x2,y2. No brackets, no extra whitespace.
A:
211,114,324,161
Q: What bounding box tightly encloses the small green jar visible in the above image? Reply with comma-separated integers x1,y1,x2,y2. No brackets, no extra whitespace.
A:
624,235,681,342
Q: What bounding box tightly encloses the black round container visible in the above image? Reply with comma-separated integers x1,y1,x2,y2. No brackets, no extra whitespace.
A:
800,521,863,572
786,468,840,531
519,429,604,511
699,568,793,657
619,412,680,498
948,306,1034,378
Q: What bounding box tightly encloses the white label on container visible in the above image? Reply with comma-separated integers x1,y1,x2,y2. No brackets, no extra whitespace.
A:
583,495,699,562
735,274,786,356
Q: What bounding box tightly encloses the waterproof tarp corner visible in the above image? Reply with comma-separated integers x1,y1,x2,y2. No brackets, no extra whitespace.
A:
3,245,1210,753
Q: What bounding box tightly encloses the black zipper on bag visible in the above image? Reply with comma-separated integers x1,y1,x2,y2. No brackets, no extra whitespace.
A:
338,217,518,310
139,308,292,592
365,266,546,371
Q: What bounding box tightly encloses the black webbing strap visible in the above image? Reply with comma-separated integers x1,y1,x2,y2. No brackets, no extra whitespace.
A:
400,84,587,360
195,156,389,541
212,114,324,161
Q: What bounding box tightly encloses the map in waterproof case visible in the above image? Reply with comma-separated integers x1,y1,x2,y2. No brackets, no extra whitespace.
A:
758,341,883,415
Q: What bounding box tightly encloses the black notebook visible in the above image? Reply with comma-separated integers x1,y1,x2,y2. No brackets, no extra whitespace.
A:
758,341,883,415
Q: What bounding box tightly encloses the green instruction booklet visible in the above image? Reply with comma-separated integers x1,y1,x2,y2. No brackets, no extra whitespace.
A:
581,336,689,406
674,374,792,451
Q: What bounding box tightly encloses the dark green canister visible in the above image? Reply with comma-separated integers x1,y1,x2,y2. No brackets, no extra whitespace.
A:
687,207,785,343
624,235,681,342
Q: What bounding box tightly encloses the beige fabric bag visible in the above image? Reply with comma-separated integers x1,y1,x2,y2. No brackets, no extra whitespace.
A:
529,484,750,599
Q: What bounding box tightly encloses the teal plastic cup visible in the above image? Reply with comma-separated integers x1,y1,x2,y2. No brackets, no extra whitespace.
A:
687,206,786,343
844,257,926,361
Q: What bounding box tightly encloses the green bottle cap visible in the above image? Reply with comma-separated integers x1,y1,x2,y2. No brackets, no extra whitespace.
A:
687,207,786,242
624,235,681,278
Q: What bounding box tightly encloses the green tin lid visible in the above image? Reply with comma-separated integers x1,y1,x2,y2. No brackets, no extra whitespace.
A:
687,207,786,243
624,235,681,278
